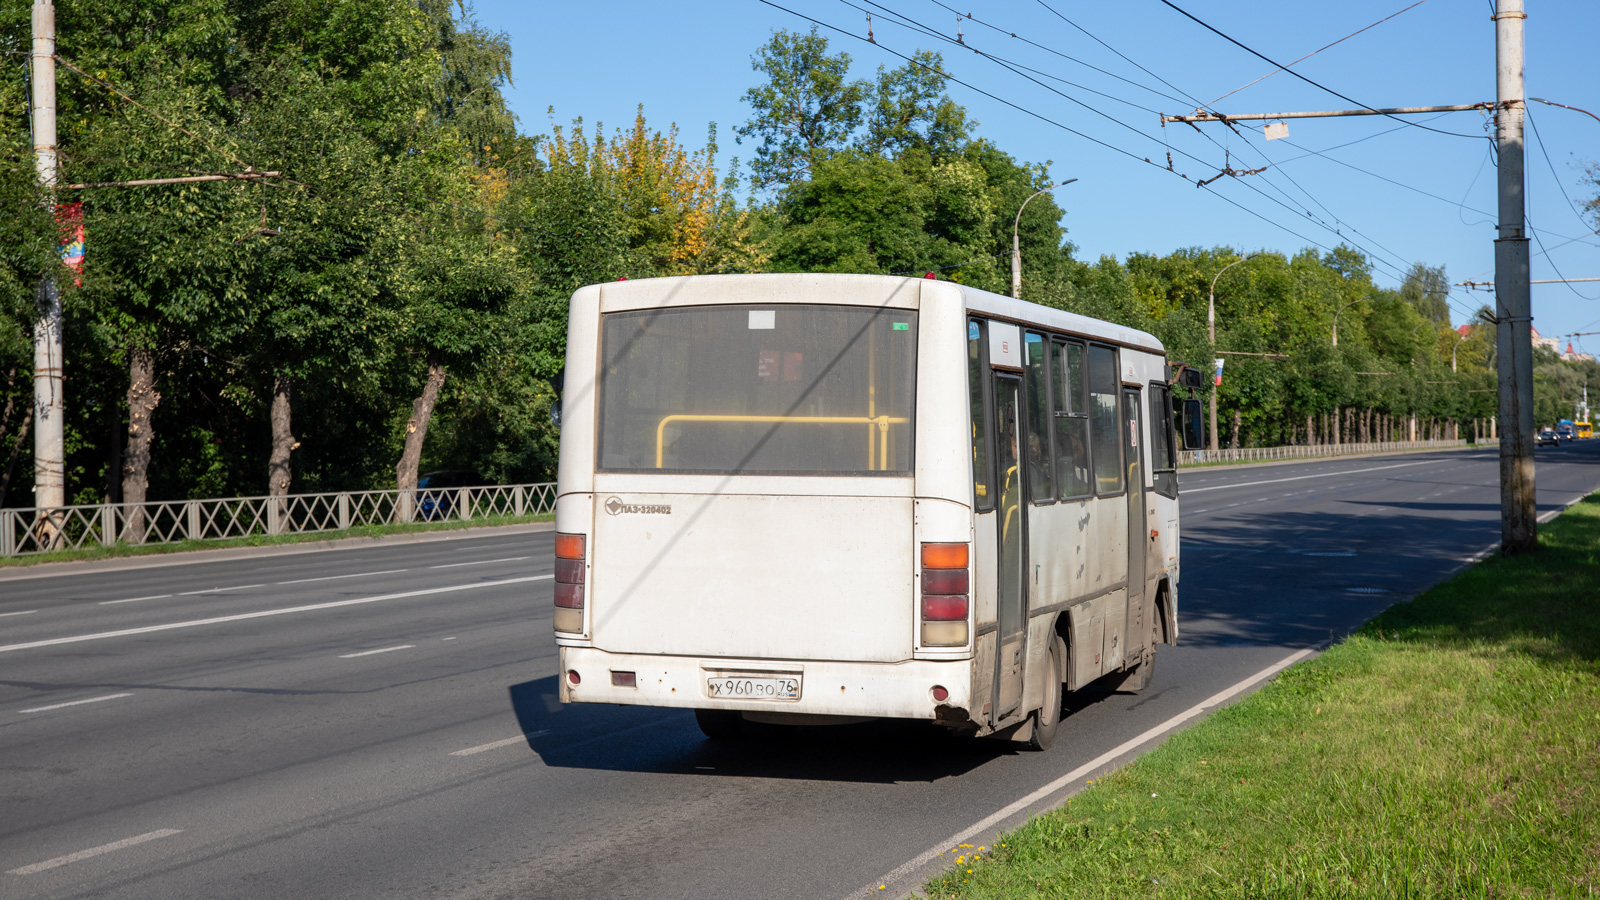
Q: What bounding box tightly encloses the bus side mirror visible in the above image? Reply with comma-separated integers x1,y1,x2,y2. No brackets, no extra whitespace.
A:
547,370,564,427
1179,399,1203,450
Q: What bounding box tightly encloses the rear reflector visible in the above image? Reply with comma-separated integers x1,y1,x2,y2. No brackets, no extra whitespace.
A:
611,671,637,688
921,622,968,647
566,670,581,685
921,567,967,595
554,582,585,609
554,558,585,584
554,533,585,560
931,685,949,702
921,542,968,569
921,593,968,621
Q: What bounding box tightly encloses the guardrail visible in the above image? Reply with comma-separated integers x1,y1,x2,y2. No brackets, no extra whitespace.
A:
1178,438,1469,467
0,482,557,558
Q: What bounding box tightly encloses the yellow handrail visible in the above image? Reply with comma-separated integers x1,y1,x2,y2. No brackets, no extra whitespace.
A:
655,414,910,469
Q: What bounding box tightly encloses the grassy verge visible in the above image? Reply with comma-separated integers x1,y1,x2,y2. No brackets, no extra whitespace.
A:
0,512,553,569
924,494,1600,899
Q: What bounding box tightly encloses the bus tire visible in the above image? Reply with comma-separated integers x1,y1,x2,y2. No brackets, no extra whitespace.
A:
1026,636,1066,751
694,708,744,740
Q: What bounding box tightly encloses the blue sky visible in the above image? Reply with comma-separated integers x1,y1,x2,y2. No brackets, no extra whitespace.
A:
474,0,1599,348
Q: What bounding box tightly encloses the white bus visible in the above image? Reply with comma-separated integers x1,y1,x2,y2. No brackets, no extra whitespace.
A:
551,273,1201,748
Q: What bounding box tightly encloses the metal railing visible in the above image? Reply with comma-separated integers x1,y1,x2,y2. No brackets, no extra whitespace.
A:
0,482,556,558
1178,438,1469,467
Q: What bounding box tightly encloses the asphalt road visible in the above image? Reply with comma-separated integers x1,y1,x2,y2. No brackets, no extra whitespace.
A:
3,440,1599,900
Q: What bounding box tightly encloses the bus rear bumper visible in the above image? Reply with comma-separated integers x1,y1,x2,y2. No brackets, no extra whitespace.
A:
558,647,973,721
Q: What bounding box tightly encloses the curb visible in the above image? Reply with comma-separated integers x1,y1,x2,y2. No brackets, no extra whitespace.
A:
0,520,556,583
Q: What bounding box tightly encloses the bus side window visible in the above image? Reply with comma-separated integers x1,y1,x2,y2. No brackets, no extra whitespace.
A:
1150,382,1177,498
1088,344,1124,494
968,320,993,510
1023,332,1053,504
1053,340,1091,499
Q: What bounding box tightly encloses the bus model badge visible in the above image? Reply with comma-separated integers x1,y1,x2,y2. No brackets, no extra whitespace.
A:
605,497,671,516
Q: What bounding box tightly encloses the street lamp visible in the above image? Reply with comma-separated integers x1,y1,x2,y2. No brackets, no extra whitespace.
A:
1207,253,1257,453
1332,296,1370,348
1012,178,1077,299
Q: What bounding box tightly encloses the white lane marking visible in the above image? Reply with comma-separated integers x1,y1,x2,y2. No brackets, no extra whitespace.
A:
848,647,1318,900
0,609,38,617
0,575,553,655
8,829,182,875
177,584,263,596
339,644,415,659
100,594,172,605
1181,460,1433,494
450,730,549,756
429,556,530,569
277,569,408,585
441,636,457,641
19,693,134,714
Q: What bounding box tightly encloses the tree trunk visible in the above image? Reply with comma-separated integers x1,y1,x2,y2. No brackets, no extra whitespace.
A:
1306,414,1314,446
268,375,295,533
395,355,447,523
0,364,31,510
1230,409,1242,450
121,347,160,543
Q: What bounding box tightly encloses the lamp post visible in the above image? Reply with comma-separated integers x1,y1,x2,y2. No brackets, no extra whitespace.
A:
1207,253,1257,453
1012,178,1077,299
1332,296,1370,347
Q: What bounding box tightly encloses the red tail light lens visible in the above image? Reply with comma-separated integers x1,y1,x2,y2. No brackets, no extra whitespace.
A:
922,593,969,621
554,558,585,584
921,567,968,595
554,582,585,609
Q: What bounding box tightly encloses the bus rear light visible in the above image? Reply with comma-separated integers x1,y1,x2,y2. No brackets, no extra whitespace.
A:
931,685,949,702
567,670,581,685
921,542,968,569
553,608,583,634
920,567,967,595
554,558,585,584
554,582,585,609
554,533,586,560
921,622,968,646
611,670,637,688
921,593,968,621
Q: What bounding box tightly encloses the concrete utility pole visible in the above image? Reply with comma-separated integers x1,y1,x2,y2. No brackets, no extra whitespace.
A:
31,0,64,545
1207,253,1255,453
1494,0,1535,553
1011,178,1076,299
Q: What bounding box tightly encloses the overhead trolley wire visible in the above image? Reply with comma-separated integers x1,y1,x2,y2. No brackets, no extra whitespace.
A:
844,1,1433,286
1152,0,1488,141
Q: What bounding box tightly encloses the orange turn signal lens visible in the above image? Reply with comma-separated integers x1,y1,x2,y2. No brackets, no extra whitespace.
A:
920,542,968,569
554,533,585,560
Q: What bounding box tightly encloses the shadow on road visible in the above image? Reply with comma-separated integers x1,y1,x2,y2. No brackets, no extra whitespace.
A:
504,674,1147,783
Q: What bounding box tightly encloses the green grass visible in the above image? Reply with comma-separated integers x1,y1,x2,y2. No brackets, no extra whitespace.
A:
1177,442,1482,469
923,494,1600,899
0,512,553,569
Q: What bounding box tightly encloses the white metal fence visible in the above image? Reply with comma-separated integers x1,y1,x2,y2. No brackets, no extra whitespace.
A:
1178,438,1470,467
0,483,556,558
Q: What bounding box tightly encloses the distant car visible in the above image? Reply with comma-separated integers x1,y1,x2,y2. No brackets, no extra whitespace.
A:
1536,430,1560,447
417,470,484,520
1557,423,1575,441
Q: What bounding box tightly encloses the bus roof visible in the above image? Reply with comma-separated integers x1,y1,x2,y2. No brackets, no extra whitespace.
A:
580,273,1164,356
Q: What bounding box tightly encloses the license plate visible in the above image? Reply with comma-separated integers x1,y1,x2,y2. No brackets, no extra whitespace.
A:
705,674,801,701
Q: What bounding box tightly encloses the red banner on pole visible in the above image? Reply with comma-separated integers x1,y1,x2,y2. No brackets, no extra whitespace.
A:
57,202,84,284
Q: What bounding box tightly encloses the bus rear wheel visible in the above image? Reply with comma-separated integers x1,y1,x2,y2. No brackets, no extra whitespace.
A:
695,708,744,740
1025,636,1066,751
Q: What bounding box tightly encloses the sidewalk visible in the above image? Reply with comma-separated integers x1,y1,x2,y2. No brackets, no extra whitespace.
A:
0,520,555,583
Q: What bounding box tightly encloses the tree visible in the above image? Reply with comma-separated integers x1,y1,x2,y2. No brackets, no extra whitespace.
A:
735,28,865,189
860,51,973,158
1400,263,1451,325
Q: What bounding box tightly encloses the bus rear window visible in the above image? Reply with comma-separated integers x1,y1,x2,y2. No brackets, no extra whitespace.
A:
597,305,917,475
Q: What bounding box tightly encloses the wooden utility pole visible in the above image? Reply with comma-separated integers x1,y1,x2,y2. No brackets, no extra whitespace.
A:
31,0,63,546
1494,0,1535,552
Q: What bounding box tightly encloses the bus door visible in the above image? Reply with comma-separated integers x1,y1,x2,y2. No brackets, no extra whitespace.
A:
1121,386,1147,669
993,375,1028,720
